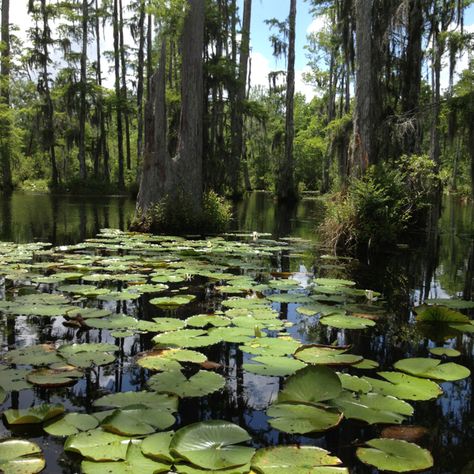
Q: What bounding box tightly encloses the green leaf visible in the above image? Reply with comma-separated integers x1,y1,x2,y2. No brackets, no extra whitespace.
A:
0,368,31,391
243,356,306,377
294,345,363,366
27,366,83,387
337,373,372,393
0,439,45,474
429,347,461,357
363,372,443,401
141,432,174,462
416,305,470,323
356,438,433,472
240,338,301,357
393,358,471,381
82,441,171,474
251,446,348,474
4,404,65,425
93,391,178,411
186,314,231,328
150,295,196,307
170,420,255,470
267,403,343,434
5,344,61,366
44,413,99,436
424,298,474,309
148,370,225,397
320,314,376,330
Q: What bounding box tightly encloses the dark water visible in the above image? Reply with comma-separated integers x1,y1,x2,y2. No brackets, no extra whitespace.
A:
0,191,473,474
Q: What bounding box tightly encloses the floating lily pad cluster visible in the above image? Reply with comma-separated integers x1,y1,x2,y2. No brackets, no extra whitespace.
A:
0,230,471,473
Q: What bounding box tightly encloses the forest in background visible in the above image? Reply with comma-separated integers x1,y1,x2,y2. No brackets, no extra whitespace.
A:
0,0,473,238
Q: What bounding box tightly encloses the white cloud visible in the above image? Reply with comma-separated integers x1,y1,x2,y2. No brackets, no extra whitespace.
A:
249,51,271,89
306,15,328,35
296,67,316,100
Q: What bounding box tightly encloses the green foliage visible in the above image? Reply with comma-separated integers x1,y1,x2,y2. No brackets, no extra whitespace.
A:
322,155,437,248
133,190,232,234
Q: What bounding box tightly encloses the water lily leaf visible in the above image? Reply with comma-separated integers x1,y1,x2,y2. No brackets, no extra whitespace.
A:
267,403,343,434
209,326,266,343
0,439,45,474
97,291,140,302
151,274,186,284
314,278,356,287
185,314,231,328
148,370,225,397
240,338,301,357
429,347,461,357
4,404,65,425
294,345,363,366
5,344,61,366
225,307,279,320
27,366,83,387
353,358,379,370
221,297,270,309
337,373,372,393
251,446,348,474
150,295,196,307
136,355,182,372
243,356,306,377
296,303,338,316
448,323,474,334
363,372,443,401
58,343,117,368
44,413,99,436
128,283,169,294
141,431,174,462
277,366,342,404
82,441,171,474
393,358,471,381
64,428,131,461
93,391,178,411
85,315,139,330
150,317,186,332
58,284,105,297
320,314,376,330
356,438,433,472
152,329,221,348
0,368,31,391
330,392,413,424
424,298,474,309
170,420,255,470
174,462,251,474
416,305,470,323
101,407,175,435
267,293,312,304
5,303,76,317
66,308,112,319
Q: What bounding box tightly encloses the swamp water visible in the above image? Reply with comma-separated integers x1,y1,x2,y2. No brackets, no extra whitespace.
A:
0,192,472,473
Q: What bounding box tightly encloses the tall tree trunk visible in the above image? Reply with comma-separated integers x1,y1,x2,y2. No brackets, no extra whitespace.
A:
171,0,205,212
430,24,441,173
78,0,88,180
95,0,109,182
136,0,146,168
351,0,375,174
40,0,59,187
113,0,125,187
230,0,251,198
0,0,13,192
146,13,152,99
277,0,297,201
119,0,131,170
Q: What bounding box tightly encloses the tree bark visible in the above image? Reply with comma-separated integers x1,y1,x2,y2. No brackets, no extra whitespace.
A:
277,0,297,201
113,0,125,187
136,0,146,168
0,0,13,192
78,0,88,181
119,0,131,171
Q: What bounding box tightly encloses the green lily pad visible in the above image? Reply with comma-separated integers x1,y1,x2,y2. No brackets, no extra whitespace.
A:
429,347,461,357
363,372,443,401
86,315,139,330
66,308,112,319
82,441,171,474
186,314,231,328
424,298,474,309
148,370,225,398
27,366,83,387
294,345,363,366
152,329,220,348
97,291,140,301
170,420,255,470
93,391,178,411
314,278,356,287
0,439,45,474
4,344,61,366
0,368,31,391
64,428,131,461
243,356,306,377
4,404,65,425
267,293,312,304
58,343,117,368
277,365,342,404
44,413,99,436
330,392,413,424
356,438,433,472
296,303,338,316
416,305,470,323
240,338,301,357
320,314,376,330
353,358,379,370
267,403,343,434
393,358,471,381
337,373,372,393
150,295,196,307
251,446,348,474
141,431,174,462
150,317,186,332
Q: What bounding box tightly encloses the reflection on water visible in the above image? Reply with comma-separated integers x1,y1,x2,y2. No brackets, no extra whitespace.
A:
0,191,473,473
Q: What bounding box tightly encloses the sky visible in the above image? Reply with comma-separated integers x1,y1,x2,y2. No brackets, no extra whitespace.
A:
8,0,474,100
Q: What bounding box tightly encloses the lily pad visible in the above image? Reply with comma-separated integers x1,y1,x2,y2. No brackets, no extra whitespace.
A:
141,431,174,462
0,439,45,474
4,344,61,366
0,368,31,391
356,438,433,472
416,305,470,323
320,314,376,330
150,295,196,307
424,298,474,309
294,345,363,366
148,370,225,397
44,413,99,436
243,356,306,377
93,391,178,411
185,314,231,328
27,366,83,387
4,404,65,425
267,403,343,434
393,358,471,381
429,347,461,357
251,446,348,474
170,420,255,470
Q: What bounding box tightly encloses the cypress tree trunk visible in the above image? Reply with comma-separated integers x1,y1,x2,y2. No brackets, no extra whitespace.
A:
78,0,88,181
0,0,13,193
113,0,125,187
136,0,146,167
230,0,252,198
277,0,297,202
119,0,131,171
